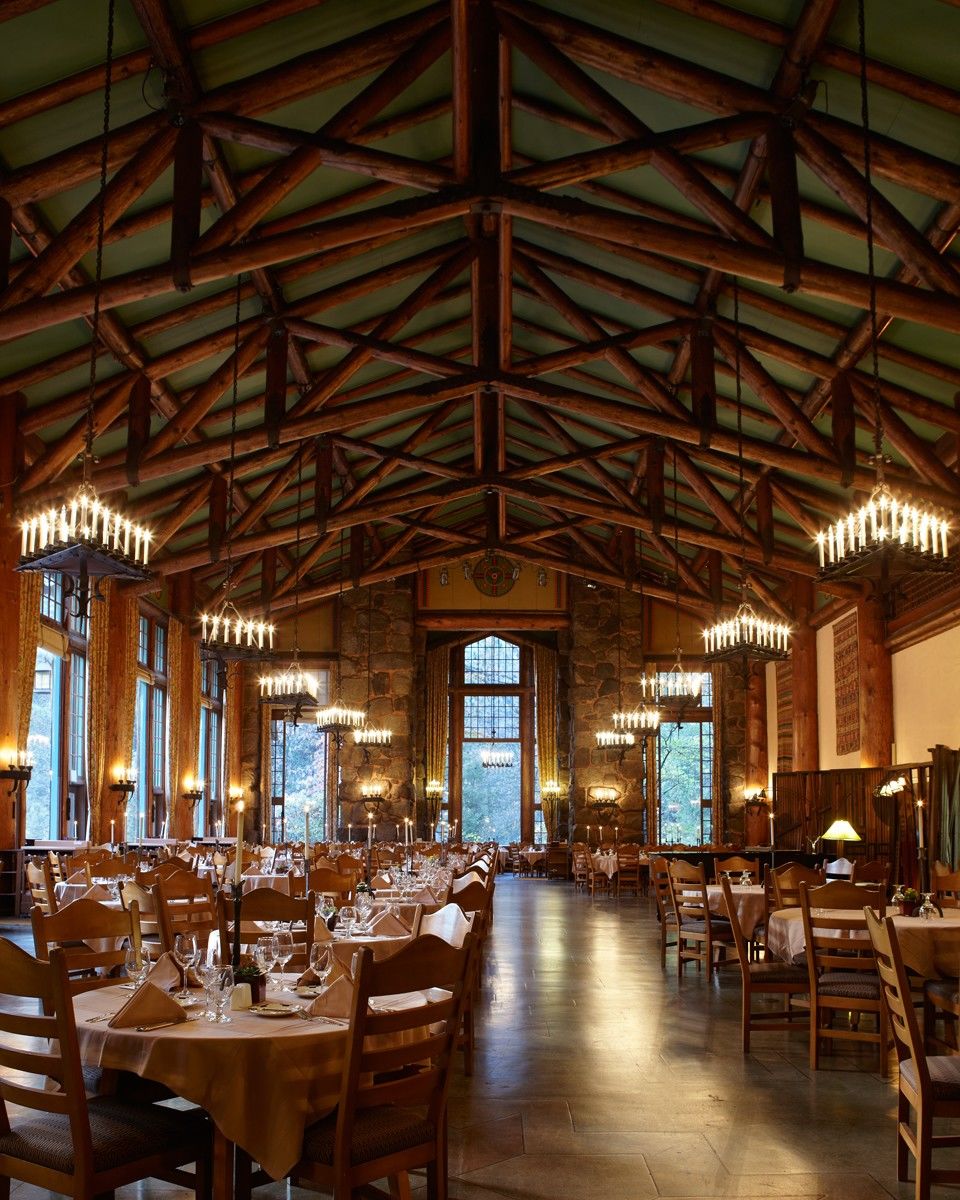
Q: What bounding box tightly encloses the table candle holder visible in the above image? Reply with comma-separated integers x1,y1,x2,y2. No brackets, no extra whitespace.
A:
231,881,243,972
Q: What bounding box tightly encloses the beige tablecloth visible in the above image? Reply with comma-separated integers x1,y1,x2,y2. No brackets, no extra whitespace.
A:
706,884,765,939
75,983,347,1180
591,852,619,879
766,906,960,978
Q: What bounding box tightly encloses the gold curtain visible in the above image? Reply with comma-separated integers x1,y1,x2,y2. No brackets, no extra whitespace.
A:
116,591,139,775
535,644,559,839
16,573,42,753
260,700,271,843
166,617,183,836
711,663,725,843
224,662,242,831
87,582,113,842
425,645,450,828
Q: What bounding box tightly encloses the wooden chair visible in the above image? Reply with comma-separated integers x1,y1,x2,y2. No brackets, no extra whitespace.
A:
546,844,569,880
713,855,759,883
155,871,218,955
31,897,141,993
850,860,891,892
419,902,473,947
254,936,474,1200
650,857,678,968
587,853,612,897
772,862,825,909
865,908,960,1200
83,856,135,887
719,877,808,1052
799,880,888,1075
291,866,355,904
0,938,211,1200
216,888,316,974
616,846,643,897
668,859,734,977
46,851,66,886
119,879,162,956
136,859,196,887
26,857,58,915
934,870,960,909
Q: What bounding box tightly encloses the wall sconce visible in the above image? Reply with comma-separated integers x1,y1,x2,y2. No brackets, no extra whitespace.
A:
0,747,33,802
540,780,563,800
361,779,386,817
425,779,444,801
183,774,204,808
439,566,449,586
228,785,244,804
744,786,767,802
110,763,137,798
588,785,620,822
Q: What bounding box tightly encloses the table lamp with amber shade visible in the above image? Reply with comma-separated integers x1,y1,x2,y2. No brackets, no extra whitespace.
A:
821,818,861,869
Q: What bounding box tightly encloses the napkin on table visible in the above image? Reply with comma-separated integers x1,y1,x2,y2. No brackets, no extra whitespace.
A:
82,885,114,903
108,982,187,1028
146,951,182,992
370,873,392,889
305,976,354,1019
65,870,87,885
370,911,408,937
298,954,348,988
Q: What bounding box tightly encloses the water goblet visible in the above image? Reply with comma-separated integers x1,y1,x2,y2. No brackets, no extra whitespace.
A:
211,966,235,1023
275,930,295,990
356,893,374,933
308,943,333,989
338,906,358,938
173,932,200,1001
919,893,940,920
124,945,151,988
255,935,280,987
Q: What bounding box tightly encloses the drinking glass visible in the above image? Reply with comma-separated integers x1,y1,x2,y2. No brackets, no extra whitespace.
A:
317,894,337,930
255,935,280,987
173,932,200,1001
308,944,333,989
891,882,905,905
338,906,358,938
124,945,150,988
208,966,234,1023
919,893,940,920
197,960,220,1019
356,893,374,933
275,930,295,989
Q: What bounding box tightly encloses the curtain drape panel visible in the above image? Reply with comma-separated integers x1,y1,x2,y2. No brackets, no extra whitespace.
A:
86,583,112,842
166,618,183,838
534,644,559,839
16,573,41,754
425,645,450,829
934,744,960,873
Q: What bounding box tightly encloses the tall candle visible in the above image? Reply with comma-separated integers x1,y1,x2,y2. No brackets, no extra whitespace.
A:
71,820,77,840
586,825,591,846
304,805,311,848
918,801,925,850
348,823,352,842
234,802,245,886
110,818,115,845
138,813,144,845
768,811,775,847
368,815,373,850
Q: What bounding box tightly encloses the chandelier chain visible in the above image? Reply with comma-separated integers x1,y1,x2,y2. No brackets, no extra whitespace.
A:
733,279,747,598
223,273,242,601
84,0,117,481
857,0,884,469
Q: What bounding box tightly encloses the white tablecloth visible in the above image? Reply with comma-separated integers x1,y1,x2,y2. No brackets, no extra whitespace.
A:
706,883,766,939
591,852,619,879
766,906,960,978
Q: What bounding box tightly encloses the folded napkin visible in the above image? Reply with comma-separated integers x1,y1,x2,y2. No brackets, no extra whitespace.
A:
312,922,333,943
370,872,392,889
370,911,408,937
108,981,186,1028
82,885,114,903
242,865,260,876
297,952,348,989
146,951,182,992
66,869,87,885
412,887,441,905
305,976,354,1020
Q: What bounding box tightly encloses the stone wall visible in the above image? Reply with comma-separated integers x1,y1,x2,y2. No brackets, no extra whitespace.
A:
714,661,748,843
567,582,650,842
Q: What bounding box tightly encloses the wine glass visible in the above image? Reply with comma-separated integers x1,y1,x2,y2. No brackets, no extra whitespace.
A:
208,965,234,1023
919,893,940,920
338,906,358,938
275,930,295,989
892,882,905,905
308,943,333,990
356,893,374,933
173,932,200,1001
317,894,337,931
255,935,280,988
124,945,150,988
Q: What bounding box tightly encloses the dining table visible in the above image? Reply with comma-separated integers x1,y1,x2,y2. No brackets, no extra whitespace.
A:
765,905,960,978
591,852,619,879
73,977,437,1200
705,883,766,939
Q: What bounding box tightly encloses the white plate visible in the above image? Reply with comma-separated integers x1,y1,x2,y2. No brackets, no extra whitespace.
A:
249,1002,299,1018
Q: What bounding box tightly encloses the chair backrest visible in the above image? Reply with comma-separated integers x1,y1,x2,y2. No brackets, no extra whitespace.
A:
216,888,316,971
450,880,488,919
136,859,195,887
934,869,960,908
418,902,474,947
295,866,355,903
31,898,141,994
864,907,924,1072
849,860,890,890
0,940,99,1179
46,851,65,884
713,855,758,882
799,882,878,981
451,871,484,894
772,862,825,908
806,879,883,914
155,871,217,953
650,856,674,920
667,859,709,925
719,875,751,974
334,935,474,1146
84,856,135,885
336,853,364,877
26,858,58,915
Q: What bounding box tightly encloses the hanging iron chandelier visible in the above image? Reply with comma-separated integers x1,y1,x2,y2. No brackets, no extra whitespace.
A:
315,532,367,742
481,729,514,769
17,0,150,616
662,448,703,702
703,282,789,664
199,276,275,662
814,0,951,587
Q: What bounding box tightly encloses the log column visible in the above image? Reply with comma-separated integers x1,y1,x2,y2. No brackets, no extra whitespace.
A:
0,521,20,850
744,659,768,793
791,578,819,771
858,594,893,767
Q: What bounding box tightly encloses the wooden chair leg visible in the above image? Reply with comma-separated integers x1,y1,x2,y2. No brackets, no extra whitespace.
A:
388,1171,413,1199
897,1091,911,1182
915,1107,933,1200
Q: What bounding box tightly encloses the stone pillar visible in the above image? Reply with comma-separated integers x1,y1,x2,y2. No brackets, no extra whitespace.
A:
716,661,748,843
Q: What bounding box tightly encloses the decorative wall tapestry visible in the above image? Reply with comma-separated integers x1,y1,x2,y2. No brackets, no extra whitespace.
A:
833,613,860,756
775,660,793,773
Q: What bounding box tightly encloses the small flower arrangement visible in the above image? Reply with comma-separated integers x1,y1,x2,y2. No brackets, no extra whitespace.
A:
901,887,919,902
357,880,375,896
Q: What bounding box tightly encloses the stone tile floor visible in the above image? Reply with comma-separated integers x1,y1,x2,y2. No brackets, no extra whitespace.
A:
3,877,958,1198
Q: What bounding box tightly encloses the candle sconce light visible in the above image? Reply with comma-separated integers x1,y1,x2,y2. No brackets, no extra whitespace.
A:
587,785,620,823
109,764,136,799
0,749,33,797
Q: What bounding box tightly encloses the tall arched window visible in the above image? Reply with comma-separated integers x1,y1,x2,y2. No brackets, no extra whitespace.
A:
447,635,538,843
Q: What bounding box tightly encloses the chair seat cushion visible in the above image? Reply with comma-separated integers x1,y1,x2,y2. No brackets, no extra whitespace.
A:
0,1096,207,1175
302,1105,436,1167
817,971,880,1000
681,919,733,936
901,1055,960,1101
748,962,808,985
